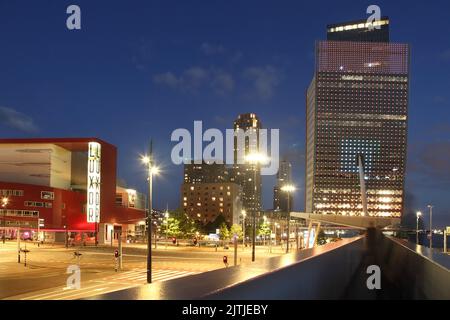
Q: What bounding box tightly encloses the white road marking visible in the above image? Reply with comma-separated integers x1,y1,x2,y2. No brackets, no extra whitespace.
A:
11,269,198,300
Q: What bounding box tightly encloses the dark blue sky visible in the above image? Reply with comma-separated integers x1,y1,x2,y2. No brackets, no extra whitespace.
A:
0,0,449,227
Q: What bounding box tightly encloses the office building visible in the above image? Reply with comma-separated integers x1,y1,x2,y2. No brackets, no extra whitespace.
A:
327,17,390,42
273,160,293,213
305,18,409,218
181,182,242,226
231,113,262,215
183,161,229,184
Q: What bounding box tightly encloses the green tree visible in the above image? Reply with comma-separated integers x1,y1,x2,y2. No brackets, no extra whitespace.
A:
168,208,200,238
161,217,181,238
219,222,230,240
258,222,271,237
230,224,243,240
204,215,227,234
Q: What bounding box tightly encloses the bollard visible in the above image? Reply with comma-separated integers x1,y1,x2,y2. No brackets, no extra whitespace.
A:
118,232,123,270
17,228,21,263
114,249,119,272
234,236,238,266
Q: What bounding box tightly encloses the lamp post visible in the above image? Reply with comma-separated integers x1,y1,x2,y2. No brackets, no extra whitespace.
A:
64,224,68,249
245,153,269,262
241,210,246,248
2,197,8,244
274,222,279,246
416,211,422,245
263,215,267,246
142,143,160,284
428,204,433,250
281,185,295,253
165,210,169,250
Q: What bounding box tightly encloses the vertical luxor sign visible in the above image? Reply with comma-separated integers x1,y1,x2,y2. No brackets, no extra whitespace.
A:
87,142,101,223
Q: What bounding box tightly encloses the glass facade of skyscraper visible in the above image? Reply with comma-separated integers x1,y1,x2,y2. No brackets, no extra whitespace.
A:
305,20,409,218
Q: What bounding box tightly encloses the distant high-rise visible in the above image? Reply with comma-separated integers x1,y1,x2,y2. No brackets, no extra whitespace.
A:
184,161,229,184
273,160,293,213
231,113,262,214
305,17,409,218
181,182,242,226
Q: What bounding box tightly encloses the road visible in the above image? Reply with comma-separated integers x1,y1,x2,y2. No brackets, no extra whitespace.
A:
0,241,285,300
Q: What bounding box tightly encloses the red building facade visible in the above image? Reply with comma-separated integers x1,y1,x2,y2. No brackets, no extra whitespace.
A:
0,138,145,243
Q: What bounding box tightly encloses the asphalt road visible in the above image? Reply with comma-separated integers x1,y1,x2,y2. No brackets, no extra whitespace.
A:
0,241,285,300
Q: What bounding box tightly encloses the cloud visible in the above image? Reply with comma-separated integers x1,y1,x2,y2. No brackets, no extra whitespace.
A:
243,65,282,101
152,72,180,88
0,107,38,132
230,51,243,64
153,64,283,100
183,67,209,91
153,67,234,95
200,43,225,55
440,49,450,61
211,70,234,95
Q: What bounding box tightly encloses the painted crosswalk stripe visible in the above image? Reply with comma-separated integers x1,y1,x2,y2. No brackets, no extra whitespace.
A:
14,269,198,300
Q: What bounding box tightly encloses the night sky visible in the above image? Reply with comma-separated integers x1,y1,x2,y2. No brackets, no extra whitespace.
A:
0,0,449,227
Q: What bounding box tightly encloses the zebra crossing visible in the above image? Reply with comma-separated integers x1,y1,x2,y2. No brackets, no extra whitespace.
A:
98,268,198,285
6,268,198,300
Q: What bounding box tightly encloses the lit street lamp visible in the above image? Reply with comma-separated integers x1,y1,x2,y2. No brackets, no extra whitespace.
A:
427,204,433,250
281,184,296,253
2,197,8,244
165,209,169,249
241,210,246,248
141,143,160,284
416,211,422,245
245,152,269,262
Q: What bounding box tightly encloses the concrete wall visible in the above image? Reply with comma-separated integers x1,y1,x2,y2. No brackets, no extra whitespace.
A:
205,237,365,299
377,236,450,299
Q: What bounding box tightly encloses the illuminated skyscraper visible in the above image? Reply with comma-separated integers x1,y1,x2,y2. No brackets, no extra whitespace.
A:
183,161,229,184
231,113,262,214
273,160,293,213
305,18,409,218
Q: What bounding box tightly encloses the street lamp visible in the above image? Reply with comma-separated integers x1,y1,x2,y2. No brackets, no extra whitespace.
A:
281,184,295,253
245,152,269,262
416,211,422,245
275,222,280,246
2,197,8,244
141,146,160,284
241,210,246,248
165,210,169,249
427,204,433,250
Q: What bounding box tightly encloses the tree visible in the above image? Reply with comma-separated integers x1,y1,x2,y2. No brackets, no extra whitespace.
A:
168,208,201,238
258,222,271,237
219,223,230,240
204,215,227,234
161,217,181,238
230,224,243,240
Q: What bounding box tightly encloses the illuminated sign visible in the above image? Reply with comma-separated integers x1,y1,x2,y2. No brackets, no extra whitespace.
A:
87,142,101,223
341,75,363,81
